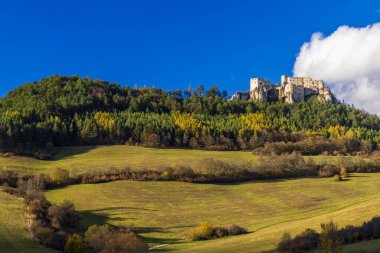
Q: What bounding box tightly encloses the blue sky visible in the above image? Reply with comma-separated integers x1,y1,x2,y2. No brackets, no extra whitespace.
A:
0,0,379,97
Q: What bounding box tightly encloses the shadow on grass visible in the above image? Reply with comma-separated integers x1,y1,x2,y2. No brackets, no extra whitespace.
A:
347,174,370,178
78,206,153,226
212,176,320,186
212,173,376,185
50,145,98,160
140,233,181,244
77,209,181,247
0,237,52,253
78,210,108,227
89,206,153,212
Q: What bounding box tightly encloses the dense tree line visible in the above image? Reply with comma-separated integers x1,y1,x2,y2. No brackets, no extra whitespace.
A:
1,75,379,157
278,217,380,253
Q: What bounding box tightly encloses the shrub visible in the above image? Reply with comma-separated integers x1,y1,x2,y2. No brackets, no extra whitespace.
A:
84,225,106,251
277,229,319,253
213,226,229,238
51,168,70,185
30,220,54,246
0,168,18,187
187,222,246,241
225,224,248,236
212,224,247,238
24,191,51,219
318,221,343,253
187,221,213,241
102,232,148,253
160,167,174,180
278,217,380,252
277,232,292,252
85,224,148,253
23,189,81,251
318,165,339,178
48,200,81,230
333,175,343,182
340,166,348,178
172,166,195,178
65,234,85,253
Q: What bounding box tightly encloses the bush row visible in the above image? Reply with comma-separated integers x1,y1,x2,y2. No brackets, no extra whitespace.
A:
278,216,380,253
3,154,380,190
2,176,148,253
254,136,375,156
187,221,247,241
7,178,82,251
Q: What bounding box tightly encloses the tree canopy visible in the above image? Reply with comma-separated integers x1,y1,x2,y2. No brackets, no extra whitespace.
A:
0,75,379,157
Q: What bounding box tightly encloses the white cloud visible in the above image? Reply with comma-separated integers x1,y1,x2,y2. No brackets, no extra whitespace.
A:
293,23,380,114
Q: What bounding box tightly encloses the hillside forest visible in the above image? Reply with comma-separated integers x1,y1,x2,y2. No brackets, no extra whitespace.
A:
1,75,379,158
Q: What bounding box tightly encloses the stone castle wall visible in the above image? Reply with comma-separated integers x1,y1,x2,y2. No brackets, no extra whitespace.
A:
283,83,305,103
250,78,274,91
232,75,334,103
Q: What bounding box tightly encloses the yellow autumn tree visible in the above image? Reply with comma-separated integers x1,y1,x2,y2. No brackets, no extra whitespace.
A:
241,113,269,134
4,110,20,118
172,112,206,137
94,112,116,134
327,125,347,138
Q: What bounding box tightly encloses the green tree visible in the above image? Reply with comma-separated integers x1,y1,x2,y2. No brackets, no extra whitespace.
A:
318,221,343,253
65,234,85,253
50,168,70,185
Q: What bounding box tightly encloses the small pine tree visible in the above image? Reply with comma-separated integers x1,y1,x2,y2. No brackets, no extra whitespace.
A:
340,166,348,178
65,234,85,253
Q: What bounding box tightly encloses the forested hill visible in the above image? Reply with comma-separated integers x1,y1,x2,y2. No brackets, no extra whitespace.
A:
0,75,379,158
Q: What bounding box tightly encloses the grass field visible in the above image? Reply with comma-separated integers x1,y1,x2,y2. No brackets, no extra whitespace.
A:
344,239,380,252
46,173,380,252
0,145,352,175
0,191,53,253
0,145,258,174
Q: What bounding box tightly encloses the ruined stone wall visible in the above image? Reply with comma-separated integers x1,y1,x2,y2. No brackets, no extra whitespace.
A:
280,75,331,103
250,88,268,102
249,78,275,102
250,78,274,91
231,75,334,104
284,83,305,103
230,92,250,101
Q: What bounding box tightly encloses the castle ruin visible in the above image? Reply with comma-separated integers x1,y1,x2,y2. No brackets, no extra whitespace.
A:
231,75,334,103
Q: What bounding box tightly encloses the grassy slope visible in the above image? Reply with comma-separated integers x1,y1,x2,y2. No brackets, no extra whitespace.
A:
0,145,348,175
0,191,53,253
0,145,257,174
344,239,380,252
46,173,380,252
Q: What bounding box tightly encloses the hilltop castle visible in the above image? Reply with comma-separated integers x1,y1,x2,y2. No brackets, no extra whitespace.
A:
231,75,334,103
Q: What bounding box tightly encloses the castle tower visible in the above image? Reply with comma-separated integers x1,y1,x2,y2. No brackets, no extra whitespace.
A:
281,75,287,85
250,78,260,91
250,78,274,92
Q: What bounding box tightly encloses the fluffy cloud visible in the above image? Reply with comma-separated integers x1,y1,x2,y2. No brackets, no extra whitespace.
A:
293,23,380,114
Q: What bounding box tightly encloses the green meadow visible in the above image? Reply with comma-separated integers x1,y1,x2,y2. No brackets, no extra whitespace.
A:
46,173,380,252
0,145,351,175
0,191,53,253
344,239,380,252
0,145,257,174
0,145,378,252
